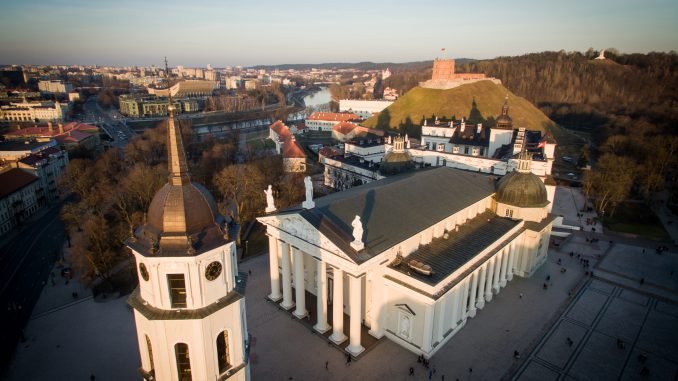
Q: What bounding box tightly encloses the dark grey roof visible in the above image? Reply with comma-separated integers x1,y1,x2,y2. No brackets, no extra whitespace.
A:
128,287,243,320
495,170,549,208
450,125,490,147
0,139,51,151
297,167,497,263
390,211,520,286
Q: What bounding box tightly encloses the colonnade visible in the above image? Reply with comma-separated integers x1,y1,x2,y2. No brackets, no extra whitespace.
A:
267,236,365,355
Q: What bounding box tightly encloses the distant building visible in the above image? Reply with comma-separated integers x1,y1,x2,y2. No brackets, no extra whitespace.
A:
305,112,361,132
269,120,307,173
381,68,391,80
146,79,218,97
38,80,74,94
421,58,500,90
4,122,100,151
0,100,66,122
0,168,41,236
17,146,69,203
339,99,393,119
0,139,57,161
383,87,399,101
244,80,258,90
119,94,200,117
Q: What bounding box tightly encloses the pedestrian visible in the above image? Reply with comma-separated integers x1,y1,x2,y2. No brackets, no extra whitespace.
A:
519,293,523,298
428,368,433,380
514,350,520,359
248,269,252,276
346,353,351,366
640,278,645,285
409,366,414,376
325,360,328,370
469,367,473,374
90,374,95,381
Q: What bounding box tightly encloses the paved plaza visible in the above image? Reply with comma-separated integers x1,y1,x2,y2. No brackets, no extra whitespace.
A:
3,186,677,381
514,242,678,381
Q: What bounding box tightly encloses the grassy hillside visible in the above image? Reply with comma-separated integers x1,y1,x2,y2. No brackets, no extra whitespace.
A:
364,80,554,132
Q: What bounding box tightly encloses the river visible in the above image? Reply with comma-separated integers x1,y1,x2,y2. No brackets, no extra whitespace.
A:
303,87,332,111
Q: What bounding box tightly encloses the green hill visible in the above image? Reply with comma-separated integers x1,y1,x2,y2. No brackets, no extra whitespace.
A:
364,80,557,132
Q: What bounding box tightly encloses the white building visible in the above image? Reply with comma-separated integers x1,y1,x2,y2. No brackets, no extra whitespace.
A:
258,159,555,359
38,80,74,94
339,99,393,119
305,112,360,132
127,101,250,381
0,100,66,122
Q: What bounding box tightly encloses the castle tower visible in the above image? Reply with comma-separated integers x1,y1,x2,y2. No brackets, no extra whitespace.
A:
127,60,250,381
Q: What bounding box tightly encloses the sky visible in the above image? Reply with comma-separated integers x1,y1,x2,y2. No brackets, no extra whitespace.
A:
1,0,677,67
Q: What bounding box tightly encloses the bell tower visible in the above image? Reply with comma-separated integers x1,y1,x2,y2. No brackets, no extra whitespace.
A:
127,59,250,381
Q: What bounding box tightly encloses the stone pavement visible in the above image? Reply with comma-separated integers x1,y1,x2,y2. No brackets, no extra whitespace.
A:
512,242,678,381
4,260,138,381
552,186,603,234
5,235,600,381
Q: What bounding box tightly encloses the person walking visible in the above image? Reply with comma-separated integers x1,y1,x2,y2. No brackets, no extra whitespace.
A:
325,360,328,370
409,366,414,376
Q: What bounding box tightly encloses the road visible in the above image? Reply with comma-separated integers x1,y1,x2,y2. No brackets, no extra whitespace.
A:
0,205,66,370
82,97,135,148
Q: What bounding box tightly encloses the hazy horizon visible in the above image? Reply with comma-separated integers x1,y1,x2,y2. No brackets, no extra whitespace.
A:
1,0,677,67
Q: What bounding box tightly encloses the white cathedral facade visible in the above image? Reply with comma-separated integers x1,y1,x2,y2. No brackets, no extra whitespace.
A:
258,157,554,358
127,94,250,380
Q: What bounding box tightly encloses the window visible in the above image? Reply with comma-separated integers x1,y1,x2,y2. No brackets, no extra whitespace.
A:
505,208,514,218
216,331,231,373
175,343,192,381
168,274,187,308
464,146,470,155
145,335,155,371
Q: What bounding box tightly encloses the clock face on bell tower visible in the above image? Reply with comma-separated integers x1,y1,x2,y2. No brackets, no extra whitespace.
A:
205,261,223,281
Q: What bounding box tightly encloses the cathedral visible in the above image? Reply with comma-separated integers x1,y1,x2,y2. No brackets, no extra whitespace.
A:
127,85,250,380
258,155,554,358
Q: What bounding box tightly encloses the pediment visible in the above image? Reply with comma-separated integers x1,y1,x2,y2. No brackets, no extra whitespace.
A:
258,214,355,263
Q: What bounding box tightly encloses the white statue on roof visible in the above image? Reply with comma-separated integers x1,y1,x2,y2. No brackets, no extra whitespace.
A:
350,215,365,251
302,176,315,209
264,185,276,213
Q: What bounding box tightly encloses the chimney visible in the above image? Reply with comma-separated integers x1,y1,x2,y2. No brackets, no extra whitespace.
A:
460,121,465,133
58,123,64,134
476,123,482,134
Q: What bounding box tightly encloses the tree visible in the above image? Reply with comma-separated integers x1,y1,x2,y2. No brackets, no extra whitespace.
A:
583,154,636,216
213,163,266,244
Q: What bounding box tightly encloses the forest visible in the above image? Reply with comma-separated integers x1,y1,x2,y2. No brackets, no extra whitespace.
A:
386,50,678,216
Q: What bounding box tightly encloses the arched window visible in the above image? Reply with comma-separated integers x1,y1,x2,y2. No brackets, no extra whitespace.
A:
216,330,231,373
145,335,154,371
175,343,192,381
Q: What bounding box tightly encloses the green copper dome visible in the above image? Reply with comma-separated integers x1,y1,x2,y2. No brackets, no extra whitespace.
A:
495,170,548,208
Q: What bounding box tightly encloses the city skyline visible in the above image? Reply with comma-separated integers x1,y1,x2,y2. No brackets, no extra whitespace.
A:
1,0,677,67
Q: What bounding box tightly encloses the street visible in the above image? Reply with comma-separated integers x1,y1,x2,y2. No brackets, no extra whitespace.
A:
0,205,66,370
82,97,135,148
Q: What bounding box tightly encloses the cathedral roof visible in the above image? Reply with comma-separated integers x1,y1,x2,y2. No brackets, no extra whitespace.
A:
296,167,496,262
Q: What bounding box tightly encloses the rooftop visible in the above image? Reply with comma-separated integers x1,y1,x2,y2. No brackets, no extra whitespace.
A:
390,211,519,286
0,139,54,152
289,167,497,262
307,112,360,122
0,168,39,199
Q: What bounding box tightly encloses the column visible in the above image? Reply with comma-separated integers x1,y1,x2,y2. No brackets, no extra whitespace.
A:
436,296,447,342
293,247,307,319
500,248,509,287
314,260,330,333
280,242,294,310
507,243,516,280
421,303,434,354
267,236,281,301
330,268,347,344
493,252,502,293
451,284,461,326
468,271,479,317
484,258,494,302
460,277,470,319
476,264,487,310
346,275,364,356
